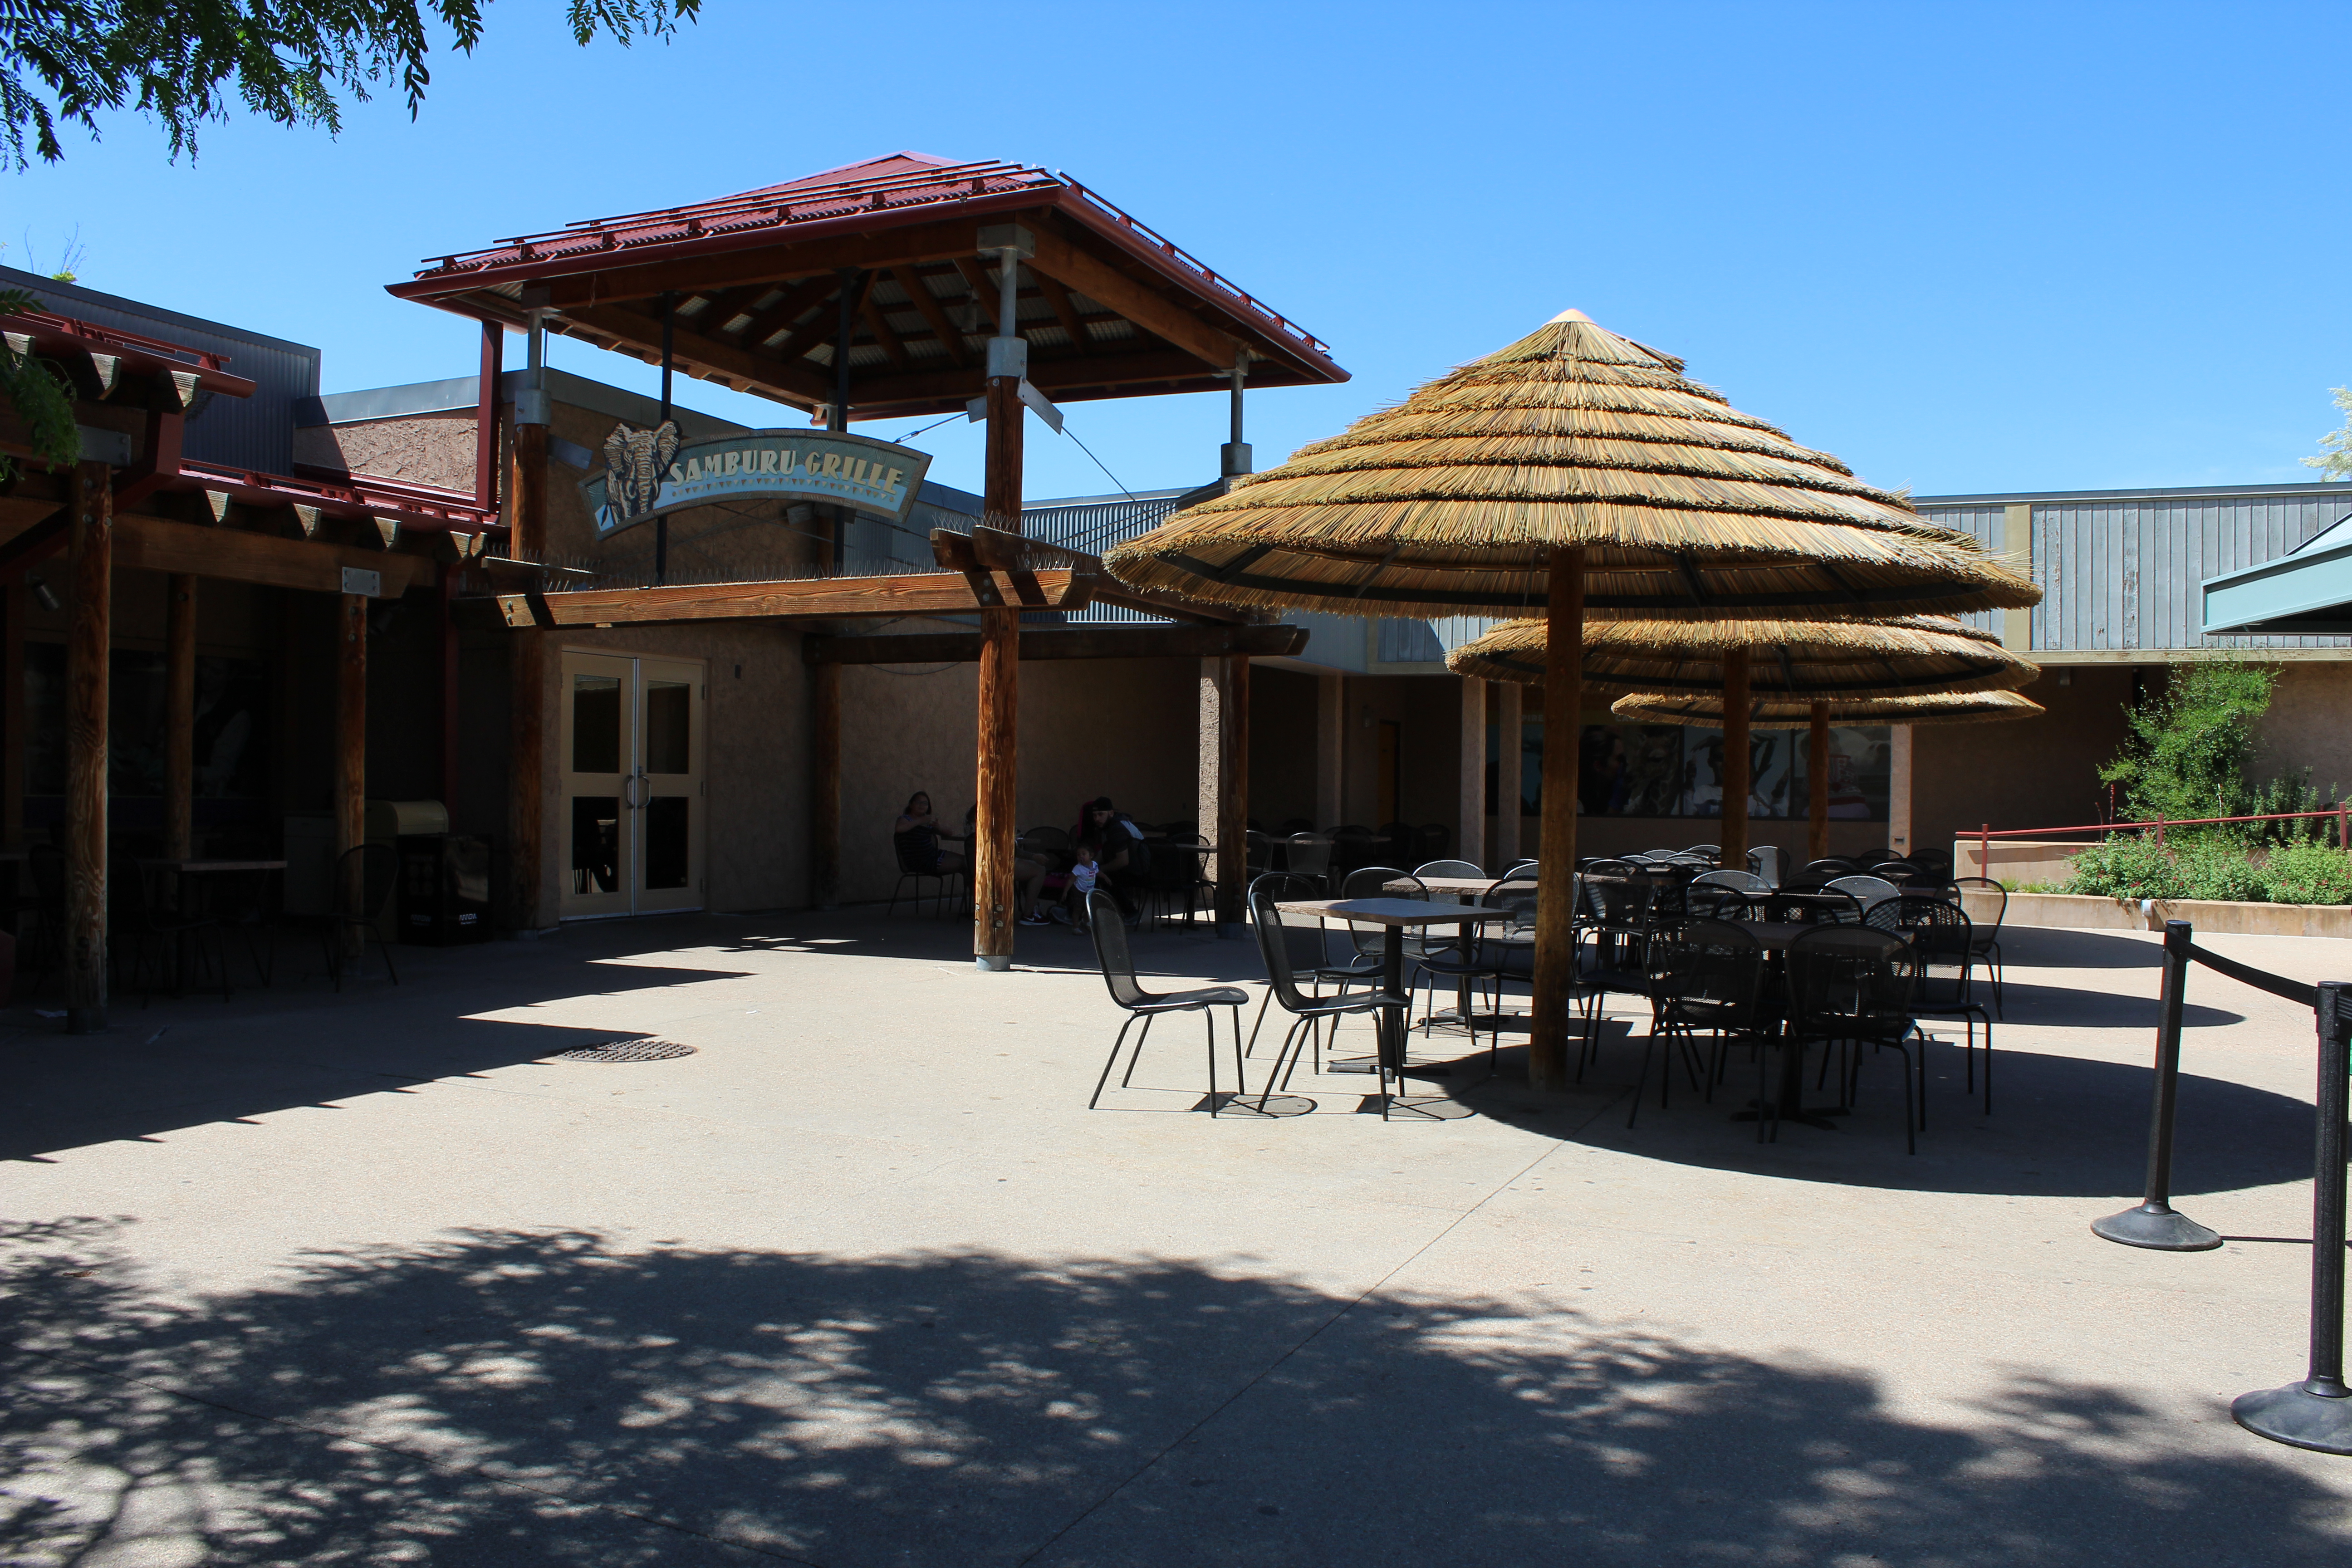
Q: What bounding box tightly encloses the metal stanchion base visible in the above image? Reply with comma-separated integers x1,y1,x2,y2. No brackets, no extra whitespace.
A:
2091,1202,2222,1251
975,954,1012,973
2231,1382,2352,1454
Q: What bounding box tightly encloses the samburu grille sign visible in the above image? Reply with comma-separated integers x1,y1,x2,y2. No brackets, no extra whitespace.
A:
582,424,933,539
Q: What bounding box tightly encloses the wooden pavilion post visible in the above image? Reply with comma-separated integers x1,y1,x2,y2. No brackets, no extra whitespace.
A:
972,234,1026,971
1493,680,1522,870
4,578,27,852
1808,701,1830,864
436,564,460,812
508,356,548,932
64,462,110,1034
1528,546,1584,1090
163,574,197,859
335,590,367,956
1720,648,1751,871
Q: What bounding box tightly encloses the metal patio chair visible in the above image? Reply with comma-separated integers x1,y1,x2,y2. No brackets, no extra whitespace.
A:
1630,918,1767,1128
1248,884,1409,1117
1783,925,1922,1154
1891,893,1994,1115
1948,876,2009,1015
1085,889,1248,1114
317,842,400,991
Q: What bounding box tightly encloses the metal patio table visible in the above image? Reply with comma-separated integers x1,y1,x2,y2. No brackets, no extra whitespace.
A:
1274,897,1511,1086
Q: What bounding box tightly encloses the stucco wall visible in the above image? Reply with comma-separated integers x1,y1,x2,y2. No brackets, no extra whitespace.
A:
1912,669,2134,849
293,415,477,491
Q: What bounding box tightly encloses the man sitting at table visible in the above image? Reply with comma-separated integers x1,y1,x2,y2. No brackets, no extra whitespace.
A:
1071,797,1148,925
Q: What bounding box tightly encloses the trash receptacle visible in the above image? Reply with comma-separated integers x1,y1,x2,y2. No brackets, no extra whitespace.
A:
398,833,492,945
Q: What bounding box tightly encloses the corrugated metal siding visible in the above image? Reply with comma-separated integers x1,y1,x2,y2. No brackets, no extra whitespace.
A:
1913,505,2008,637
2025,496,2352,652
1,267,319,476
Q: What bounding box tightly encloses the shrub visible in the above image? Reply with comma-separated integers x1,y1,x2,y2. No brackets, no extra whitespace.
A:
2261,841,2352,906
2098,658,2278,826
2063,836,2188,900
2177,838,2268,902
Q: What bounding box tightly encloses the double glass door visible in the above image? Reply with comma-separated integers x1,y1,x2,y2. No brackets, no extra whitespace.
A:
560,651,706,918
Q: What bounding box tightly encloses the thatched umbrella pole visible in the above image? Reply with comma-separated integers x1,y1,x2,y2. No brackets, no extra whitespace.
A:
1808,701,1832,863
1721,650,1752,869
1529,548,1584,1090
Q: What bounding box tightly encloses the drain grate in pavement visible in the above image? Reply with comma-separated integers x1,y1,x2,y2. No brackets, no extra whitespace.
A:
550,1039,697,1063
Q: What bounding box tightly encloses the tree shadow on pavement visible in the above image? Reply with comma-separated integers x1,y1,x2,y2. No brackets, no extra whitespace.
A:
2,1220,2344,1567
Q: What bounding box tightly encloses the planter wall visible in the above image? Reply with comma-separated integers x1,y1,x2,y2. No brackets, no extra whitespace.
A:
1961,889,2352,940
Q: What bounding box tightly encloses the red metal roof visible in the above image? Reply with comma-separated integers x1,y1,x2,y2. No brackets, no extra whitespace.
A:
395,151,1340,379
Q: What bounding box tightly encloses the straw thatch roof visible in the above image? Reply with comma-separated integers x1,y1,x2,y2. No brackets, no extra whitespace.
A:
1445,614,2038,700
1610,688,2047,727
1102,310,2041,621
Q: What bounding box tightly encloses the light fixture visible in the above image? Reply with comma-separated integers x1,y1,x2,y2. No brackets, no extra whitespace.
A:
28,578,59,612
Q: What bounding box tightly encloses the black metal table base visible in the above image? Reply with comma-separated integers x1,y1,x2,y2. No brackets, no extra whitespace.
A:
1730,1102,1851,1132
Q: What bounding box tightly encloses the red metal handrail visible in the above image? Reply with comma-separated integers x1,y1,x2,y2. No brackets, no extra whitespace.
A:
1973,805,2352,872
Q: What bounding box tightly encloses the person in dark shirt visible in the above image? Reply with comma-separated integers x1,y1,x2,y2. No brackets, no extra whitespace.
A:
1072,796,1147,923
893,792,963,877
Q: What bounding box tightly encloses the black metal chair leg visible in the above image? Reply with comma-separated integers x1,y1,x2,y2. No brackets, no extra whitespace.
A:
1119,1014,1156,1087
1205,1009,1219,1117
1090,1016,1142,1109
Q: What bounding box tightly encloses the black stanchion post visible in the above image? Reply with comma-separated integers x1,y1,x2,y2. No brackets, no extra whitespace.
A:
2094,920,2222,1250
2232,980,2352,1454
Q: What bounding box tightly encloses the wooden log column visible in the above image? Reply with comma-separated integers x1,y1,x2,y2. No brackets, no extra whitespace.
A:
1196,655,1250,934
972,334,1023,971
1457,676,1485,872
1889,722,1916,860
811,658,841,908
64,463,111,1034
164,574,196,859
1808,701,1831,864
1493,680,1522,871
509,412,548,931
1720,647,1751,871
336,591,367,956
1314,673,1343,829
1528,546,1584,1090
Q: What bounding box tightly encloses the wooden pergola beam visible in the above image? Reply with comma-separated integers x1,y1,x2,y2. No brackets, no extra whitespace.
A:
495,567,1096,628
1024,228,1237,371
540,217,997,307
891,265,969,367
806,623,1306,664
563,303,831,404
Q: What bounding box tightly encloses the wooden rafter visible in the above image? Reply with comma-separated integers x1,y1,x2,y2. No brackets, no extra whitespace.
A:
731,274,838,348
891,265,968,366
861,294,910,368
1035,273,1093,356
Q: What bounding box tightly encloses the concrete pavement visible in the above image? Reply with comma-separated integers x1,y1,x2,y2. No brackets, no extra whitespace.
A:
2,907,2348,1564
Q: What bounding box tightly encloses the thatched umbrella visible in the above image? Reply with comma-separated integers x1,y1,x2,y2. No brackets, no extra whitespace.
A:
1607,688,2045,863
1446,614,2037,865
1104,309,2039,1092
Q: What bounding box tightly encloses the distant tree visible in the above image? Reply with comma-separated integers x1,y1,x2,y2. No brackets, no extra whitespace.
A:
0,0,701,167
2097,656,2278,826
2302,385,2352,479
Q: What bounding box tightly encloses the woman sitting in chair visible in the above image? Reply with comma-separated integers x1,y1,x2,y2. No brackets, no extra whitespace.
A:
893,793,965,878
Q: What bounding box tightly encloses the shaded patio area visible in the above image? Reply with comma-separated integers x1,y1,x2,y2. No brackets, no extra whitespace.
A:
3,909,2349,1563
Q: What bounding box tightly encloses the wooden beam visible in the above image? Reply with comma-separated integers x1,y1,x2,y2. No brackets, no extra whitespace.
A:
1493,681,1521,869
164,574,196,859
891,265,968,367
1198,654,1250,931
808,623,1307,663
0,507,69,580
437,564,460,812
509,413,548,934
838,349,1224,414
496,567,1094,628
811,660,840,909
1808,701,1830,864
64,463,109,1034
861,294,910,369
1721,647,1750,870
1035,272,1093,355
474,320,502,508
727,274,836,352
1025,226,1239,371
110,514,432,596
335,591,366,958
564,303,830,405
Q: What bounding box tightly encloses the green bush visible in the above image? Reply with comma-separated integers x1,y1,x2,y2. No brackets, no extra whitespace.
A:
2261,841,2352,906
2098,658,2279,827
2178,838,2269,902
2063,836,2188,900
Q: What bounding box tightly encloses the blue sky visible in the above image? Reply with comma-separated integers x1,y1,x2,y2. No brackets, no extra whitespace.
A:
6,0,2349,501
